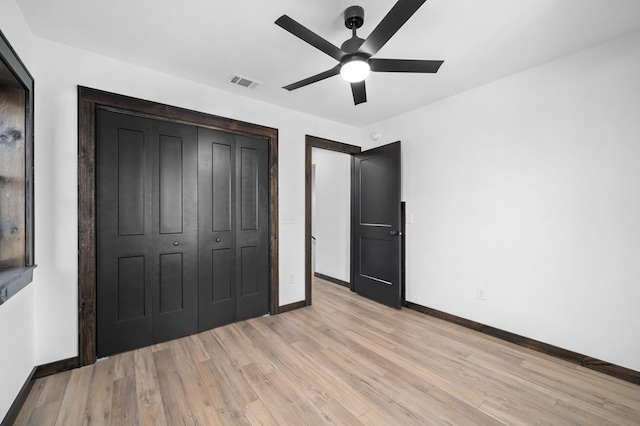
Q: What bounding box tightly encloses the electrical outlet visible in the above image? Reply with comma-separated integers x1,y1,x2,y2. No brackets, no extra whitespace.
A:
477,286,487,301
289,273,295,284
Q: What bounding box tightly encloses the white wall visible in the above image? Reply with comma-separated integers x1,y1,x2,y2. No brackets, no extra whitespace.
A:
361,29,640,372
0,286,35,419
0,0,37,419
31,37,359,365
1,0,360,414
312,148,351,282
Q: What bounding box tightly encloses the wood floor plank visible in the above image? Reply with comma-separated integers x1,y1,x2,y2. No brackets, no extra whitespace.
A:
223,323,277,374
12,376,45,425
264,369,334,424
22,402,60,426
243,399,279,426
320,399,364,425
110,375,138,425
150,348,175,374
34,370,71,409
198,330,259,408
16,378,57,426
15,278,640,425
213,325,253,369
134,347,168,426
244,318,371,417
184,334,210,364
155,368,194,425
293,341,427,425
193,359,245,425
552,397,628,425
113,351,135,381
240,363,307,425
53,365,94,426
480,396,573,426
357,408,394,425
241,320,335,407
83,356,115,425
167,339,216,418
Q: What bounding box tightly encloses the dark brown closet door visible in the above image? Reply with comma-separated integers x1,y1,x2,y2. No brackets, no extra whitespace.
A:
96,110,198,357
197,129,269,329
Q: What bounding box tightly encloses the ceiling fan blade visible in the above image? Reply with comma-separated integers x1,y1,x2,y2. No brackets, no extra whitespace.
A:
283,65,341,91
359,0,427,56
275,15,346,61
370,58,443,73
351,81,367,105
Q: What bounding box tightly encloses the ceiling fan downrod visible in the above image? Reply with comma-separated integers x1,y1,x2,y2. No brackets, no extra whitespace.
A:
342,6,366,54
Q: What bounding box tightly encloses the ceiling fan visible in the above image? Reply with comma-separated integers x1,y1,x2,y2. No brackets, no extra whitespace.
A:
275,0,444,105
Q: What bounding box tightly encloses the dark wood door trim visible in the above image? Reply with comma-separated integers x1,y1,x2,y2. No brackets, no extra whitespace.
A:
305,135,360,306
78,87,279,366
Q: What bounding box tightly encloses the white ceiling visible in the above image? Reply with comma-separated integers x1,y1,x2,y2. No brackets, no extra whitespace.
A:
15,0,640,127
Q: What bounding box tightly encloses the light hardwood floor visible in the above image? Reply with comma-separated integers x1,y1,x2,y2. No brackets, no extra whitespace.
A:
15,278,640,425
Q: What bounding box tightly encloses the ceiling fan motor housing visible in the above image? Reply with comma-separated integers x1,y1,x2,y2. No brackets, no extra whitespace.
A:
344,6,364,29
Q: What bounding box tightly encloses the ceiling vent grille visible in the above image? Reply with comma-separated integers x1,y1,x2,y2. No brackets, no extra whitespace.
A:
229,74,261,89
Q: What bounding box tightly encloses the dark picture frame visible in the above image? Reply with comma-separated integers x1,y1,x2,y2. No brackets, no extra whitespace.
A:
0,30,36,305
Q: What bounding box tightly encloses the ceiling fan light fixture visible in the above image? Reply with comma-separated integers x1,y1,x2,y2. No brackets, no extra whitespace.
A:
340,56,370,83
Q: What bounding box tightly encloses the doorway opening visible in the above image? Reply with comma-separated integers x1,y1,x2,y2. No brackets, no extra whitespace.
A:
305,136,405,309
311,148,351,288
304,136,360,306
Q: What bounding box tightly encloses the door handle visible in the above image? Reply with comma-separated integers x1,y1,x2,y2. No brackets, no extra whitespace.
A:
389,230,402,236
173,241,180,246
215,238,221,242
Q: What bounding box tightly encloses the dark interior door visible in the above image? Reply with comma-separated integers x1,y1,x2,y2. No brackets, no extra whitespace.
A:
352,141,402,308
97,110,198,357
197,129,269,329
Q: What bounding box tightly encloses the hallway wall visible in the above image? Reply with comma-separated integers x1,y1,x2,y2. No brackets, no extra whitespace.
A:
312,148,351,282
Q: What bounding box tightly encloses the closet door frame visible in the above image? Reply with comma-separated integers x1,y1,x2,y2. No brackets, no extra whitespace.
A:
78,86,279,367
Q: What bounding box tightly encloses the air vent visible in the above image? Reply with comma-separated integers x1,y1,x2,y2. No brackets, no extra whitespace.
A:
229,74,261,89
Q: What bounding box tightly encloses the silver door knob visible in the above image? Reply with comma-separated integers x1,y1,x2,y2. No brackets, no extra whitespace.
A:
173,241,179,246
215,238,221,242
390,230,401,236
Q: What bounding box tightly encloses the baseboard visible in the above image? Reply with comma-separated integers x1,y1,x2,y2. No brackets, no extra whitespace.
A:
1,367,36,426
314,272,350,288
2,357,80,424
404,301,640,386
279,300,306,313
34,356,79,379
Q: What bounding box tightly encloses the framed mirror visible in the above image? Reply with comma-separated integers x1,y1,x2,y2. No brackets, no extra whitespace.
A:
0,30,35,305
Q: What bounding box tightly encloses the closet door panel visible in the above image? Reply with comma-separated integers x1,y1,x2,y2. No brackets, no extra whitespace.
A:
198,128,236,329
158,135,184,234
97,111,198,357
151,122,198,343
235,135,269,320
97,111,154,357
117,129,146,236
